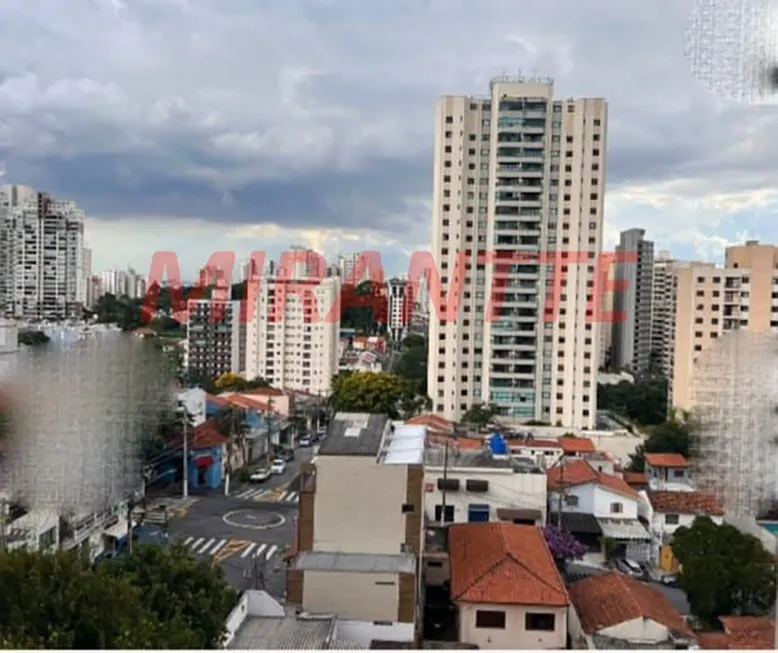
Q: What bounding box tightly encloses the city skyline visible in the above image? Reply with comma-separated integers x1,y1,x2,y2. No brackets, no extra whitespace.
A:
0,1,774,278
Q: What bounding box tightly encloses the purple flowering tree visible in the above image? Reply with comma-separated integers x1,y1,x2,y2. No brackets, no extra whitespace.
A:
542,524,587,563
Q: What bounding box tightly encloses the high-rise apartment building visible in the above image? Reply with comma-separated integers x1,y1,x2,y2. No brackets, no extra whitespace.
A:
99,267,146,300
245,261,340,395
5,190,85,320
186,297,246,383
428,75,607,429
670,240,778,410
0,184,37,314
336,252,370,284
650,251,678,376
387,276,409,343
79,246,92,306
611,228,654,373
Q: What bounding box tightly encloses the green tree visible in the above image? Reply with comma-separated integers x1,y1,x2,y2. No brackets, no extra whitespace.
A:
0,546,234,648
394,335,428,396
330,371,411,418
597,375,668,425
672,517,777,627
627,414,694,471
462,402,499,429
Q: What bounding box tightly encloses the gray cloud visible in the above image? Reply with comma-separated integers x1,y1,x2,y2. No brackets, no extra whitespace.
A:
1,0,778,253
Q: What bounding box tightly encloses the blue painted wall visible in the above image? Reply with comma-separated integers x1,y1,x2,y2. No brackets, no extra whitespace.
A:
189,445,223,489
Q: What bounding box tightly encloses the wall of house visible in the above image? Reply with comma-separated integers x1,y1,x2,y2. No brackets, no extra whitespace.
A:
313,456,408,554
423,553,450,586
189,445,223,489
549,484,637,520
334,619,414,644
651,512,723,540
599,617,670,644
302,570,400,623
458,602,567,650
424,467,547,524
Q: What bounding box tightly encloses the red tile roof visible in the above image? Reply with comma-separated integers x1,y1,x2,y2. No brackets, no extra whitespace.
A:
243,387,285,397
647,490,725,516
229,395,271,412
559,436,596,454
644,453,689,468
697,631,732,649
509,439,562,450
547,459,638,499
720,616,776,650
192,420,227,449
622,471,649,486
448,522,568,607
426,435,483,451
568,571,692,637
406,414,455,433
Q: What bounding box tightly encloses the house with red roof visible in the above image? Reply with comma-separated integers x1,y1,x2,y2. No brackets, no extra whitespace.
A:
644,452,692,490
568,571,696,648
448,522,569,649
698,616,776,650
547,459,652,562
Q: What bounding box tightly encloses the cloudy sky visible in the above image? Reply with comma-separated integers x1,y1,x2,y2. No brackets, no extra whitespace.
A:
1,0,777,280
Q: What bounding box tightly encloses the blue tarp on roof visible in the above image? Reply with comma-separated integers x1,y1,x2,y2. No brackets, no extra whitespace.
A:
488,433,507,455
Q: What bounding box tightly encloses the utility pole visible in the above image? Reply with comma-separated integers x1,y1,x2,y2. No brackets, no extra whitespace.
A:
556,456,565,529
182,409,189,499
440,442,449,525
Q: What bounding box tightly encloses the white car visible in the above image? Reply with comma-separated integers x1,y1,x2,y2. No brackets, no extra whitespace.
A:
270,459,286,475
249,468,271,483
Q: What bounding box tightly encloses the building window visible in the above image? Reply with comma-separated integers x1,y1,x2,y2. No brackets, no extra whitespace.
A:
468,504,490,522
526,613,556,631
38,527,56,550
610,502,623,514
565,495,579,507
401,503,415,514
665,514,680,525
475,610,506,629
434,505,455,523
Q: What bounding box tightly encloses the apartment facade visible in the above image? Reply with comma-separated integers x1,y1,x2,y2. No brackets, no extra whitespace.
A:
428,75,607,429
3,189,85,320
611,228,654,373
245,268,340,395
99,267,146,300
650,251,677,375
186,299,245,382
670,240,778,410
288,413,426,644
387,276,409,343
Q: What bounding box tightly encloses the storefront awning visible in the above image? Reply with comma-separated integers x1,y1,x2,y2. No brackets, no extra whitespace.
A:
596,517,651,541
195,455,213,468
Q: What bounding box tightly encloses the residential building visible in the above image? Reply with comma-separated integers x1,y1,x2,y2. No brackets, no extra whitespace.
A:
335,252,369,283
5,189,85,320
643,489,724,570
644,453,692,491
598,261,616,369
547,459,651,560
245,265,340,396
611,228,654,373
0,184,37,314
568,571,696,649
650,250,676,374
387,276,409,343
287,413,426,644
79,246,91,306
670,240,778,410
448,522,569,649
428,75,607,429
424,446,547,526
185,299,246,382
99,267,146,300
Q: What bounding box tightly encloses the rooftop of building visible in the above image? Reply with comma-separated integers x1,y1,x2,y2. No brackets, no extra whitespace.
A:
647,490,725,516
317,413,389,457
568,571,693,638
644,453,689,469
547,459,638,499
448,522,568,607
424,446,512,469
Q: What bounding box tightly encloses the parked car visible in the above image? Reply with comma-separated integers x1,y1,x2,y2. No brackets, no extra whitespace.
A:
614,558,644,578
250,468,271,483
270,459,286,475
299,436,312,447
661,574,679,587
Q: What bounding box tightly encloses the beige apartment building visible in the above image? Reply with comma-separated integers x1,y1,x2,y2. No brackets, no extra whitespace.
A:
670,240,778,410
287,413,426,645
428,75,607,429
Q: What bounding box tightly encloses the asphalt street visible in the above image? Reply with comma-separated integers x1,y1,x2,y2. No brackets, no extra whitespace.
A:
164,447,313,598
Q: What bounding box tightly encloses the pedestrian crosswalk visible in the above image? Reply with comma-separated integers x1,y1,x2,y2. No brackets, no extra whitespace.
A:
180,536,284,564
233,488,299,503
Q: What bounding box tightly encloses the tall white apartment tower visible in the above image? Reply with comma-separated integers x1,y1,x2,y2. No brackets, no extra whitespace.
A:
6,190,85,320
387,276,409,343
0,184,37,314
245,265,341,396
428,75,607,429
611,228,654,373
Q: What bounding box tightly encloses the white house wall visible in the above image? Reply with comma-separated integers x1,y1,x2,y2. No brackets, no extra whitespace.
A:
549,484,638,519
651,512,723,540
424,467,547,524
302,570,400,623
458,602,567,650
599,617,671,644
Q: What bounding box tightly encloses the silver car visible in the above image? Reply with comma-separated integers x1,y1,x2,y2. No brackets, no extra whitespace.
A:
614,558,644,578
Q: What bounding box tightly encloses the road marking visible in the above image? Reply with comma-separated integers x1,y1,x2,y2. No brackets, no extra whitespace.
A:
254,543,267,558
286,492,299,503
213,539,251,564
236,488,265,500
209,539,227,555
183,536,194,546
222,509,286,530
190,537,204,551
196,538,215,555
241,542,257,558
265,544,278,560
